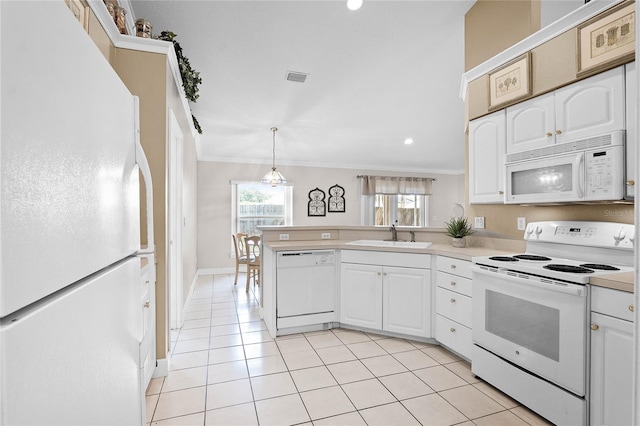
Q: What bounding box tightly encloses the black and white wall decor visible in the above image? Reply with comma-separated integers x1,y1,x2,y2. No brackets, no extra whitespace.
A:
307,187,326,217
328,184,345,213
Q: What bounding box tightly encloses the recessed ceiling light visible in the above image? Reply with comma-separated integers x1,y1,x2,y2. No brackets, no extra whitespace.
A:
347,0,363,11
404,138,414,145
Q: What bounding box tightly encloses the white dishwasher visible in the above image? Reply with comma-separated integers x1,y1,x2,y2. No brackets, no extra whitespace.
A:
276,250,336,330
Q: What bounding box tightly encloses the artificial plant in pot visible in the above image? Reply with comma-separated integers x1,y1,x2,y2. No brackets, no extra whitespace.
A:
445,216,473,248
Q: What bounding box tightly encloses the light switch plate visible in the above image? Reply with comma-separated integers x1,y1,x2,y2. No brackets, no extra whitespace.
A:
474,217,485,229
517,217,527,230
279,233,289,240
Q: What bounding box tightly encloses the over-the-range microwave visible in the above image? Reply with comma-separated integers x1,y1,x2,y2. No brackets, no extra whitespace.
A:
505,130,625,204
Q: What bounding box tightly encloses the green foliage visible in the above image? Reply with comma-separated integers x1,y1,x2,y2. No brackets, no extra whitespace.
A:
240,188,270,204
155,31,203,134
444,216,473,238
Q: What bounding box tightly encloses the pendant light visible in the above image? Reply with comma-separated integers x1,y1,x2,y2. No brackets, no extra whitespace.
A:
261,127,288,187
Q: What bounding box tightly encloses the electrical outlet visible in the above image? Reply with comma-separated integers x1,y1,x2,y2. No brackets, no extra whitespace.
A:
474,217,485,229
517,217,527,231
321,232,331,239
279,233,289,241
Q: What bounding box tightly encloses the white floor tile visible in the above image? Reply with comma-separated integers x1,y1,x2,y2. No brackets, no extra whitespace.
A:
392,349,439,370
299,385,356,420
246,354,288,377
290,366,338,392
170,351,209,371
242,330,273,345
276,337,313,353
153,387,206,421
281,349,324,370
327,360,374,384
359,401,420,426
151,412,205,426
346,341,387,359
254,394,310,426
401,393,468,426
205,379,253,410
207,360,248,384
315,345,357,365
209,324,240,336
250,372,297,400
360,354,408,377
312,411,367,426
208,345,245,364
243,341,280,359
413,365,468,392
162,366,208,392
209,334,242,349
439,384,505,419
375,338,417,354
204,402,258,426
378,371,435,400
341,378,396,410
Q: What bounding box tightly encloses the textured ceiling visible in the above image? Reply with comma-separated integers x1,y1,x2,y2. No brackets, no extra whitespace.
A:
131,0,476,173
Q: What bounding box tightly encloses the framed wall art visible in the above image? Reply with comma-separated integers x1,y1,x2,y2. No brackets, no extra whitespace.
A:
328,184,345,213
307,188,326,217
488,52,532,110
577,1,635,76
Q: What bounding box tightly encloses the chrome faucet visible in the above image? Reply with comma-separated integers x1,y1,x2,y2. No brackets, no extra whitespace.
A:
390,224,398,241
410,231,416,242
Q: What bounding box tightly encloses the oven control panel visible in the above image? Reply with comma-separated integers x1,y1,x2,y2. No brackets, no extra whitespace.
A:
524,221,634,249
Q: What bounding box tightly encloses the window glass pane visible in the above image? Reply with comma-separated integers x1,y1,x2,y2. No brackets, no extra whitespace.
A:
237,183,285,235
397,195,422,226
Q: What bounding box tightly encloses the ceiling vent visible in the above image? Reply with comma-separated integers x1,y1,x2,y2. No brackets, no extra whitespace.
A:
286,71,308,83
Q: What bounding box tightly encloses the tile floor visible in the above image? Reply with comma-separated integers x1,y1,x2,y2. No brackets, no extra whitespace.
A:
145,274,553,426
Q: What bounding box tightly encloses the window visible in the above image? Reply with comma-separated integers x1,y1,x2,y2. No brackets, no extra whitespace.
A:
359,175,432,227
374,194,426,227
232,182,292,235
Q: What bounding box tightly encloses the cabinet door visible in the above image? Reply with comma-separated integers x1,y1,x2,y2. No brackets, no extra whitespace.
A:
506,92,555,154
555,67,625,144
469,110,506,204
382,267,430,337
590,312,633,426
625,62,636,199
340,263,382,330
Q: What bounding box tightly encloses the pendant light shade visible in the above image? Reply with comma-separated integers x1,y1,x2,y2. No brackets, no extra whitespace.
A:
261,127,287,187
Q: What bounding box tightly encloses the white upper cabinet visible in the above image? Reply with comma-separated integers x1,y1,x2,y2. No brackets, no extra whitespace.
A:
506,66,625,155
469,110,506,204
506,93,555,153
554,66,625,143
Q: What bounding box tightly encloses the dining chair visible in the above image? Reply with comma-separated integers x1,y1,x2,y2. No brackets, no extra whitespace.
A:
232,233,253,285
245,235,261,293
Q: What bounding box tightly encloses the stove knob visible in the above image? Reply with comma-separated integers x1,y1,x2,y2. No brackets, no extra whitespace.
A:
535,225,543,236
614,228,626,242
525,226,534,237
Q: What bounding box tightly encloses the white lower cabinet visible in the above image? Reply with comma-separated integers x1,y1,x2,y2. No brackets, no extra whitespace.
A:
435,256,472,359
590,287,634,426
340,251,431,338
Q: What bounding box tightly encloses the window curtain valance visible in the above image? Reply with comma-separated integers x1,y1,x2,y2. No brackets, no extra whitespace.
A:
358,175,435,195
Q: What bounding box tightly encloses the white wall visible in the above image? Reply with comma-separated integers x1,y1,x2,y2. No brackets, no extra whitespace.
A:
197,161,464,270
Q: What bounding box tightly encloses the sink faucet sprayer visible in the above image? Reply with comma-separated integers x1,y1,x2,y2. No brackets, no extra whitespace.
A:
410,231,416,242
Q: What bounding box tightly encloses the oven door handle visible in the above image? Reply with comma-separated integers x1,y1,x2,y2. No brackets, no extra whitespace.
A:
472,265,587,297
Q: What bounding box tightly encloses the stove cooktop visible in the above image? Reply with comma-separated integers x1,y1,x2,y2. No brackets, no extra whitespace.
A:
475,253,633,284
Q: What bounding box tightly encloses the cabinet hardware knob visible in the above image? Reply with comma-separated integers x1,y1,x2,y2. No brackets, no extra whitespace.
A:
450,327,456,332
591,324,599,331
144,300,151,308
516,350,520,355
627,180,635,186
383,272,387,276
377,272,382,276
450,265,456,269
450,298,456,303
499,191,504,195
556,130,562,135
629,305,635,312
450,281,456,286
546,132,553,137
145,280,149,284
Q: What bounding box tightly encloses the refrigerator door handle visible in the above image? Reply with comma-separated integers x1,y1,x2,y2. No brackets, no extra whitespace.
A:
133,96,155,254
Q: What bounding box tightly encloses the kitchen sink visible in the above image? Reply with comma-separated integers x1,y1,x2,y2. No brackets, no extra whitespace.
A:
345,240,432,249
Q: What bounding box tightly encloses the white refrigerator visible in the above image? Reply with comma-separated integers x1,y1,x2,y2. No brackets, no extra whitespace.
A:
1,2,154,425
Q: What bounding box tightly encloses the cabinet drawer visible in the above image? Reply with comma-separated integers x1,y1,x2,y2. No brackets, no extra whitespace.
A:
435,315,472,360
436,256,472,279
591,286,635,322
436,287,472,327
436,271,472,297
341,250,430,268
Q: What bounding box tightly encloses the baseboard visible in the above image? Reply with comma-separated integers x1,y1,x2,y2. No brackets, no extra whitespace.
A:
152,355,170,378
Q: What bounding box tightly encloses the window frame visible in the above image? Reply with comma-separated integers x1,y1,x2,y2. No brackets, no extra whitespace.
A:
361,193,429,227
231,180,293,238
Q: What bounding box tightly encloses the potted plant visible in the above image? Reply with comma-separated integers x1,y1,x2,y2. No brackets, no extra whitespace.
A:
445,216,473,248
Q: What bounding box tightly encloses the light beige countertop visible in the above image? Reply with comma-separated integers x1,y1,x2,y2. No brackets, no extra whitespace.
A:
590,271,634,293
264,239,635,293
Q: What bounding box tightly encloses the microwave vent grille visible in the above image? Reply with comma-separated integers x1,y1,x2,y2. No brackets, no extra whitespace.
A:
506,132,620,163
